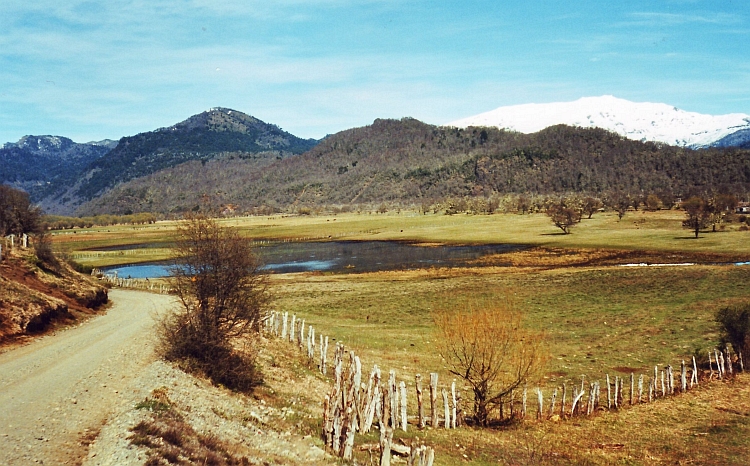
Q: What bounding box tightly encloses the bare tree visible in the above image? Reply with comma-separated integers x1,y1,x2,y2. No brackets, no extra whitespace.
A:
681,197,713,238
433,300,546,426
160,215,270,391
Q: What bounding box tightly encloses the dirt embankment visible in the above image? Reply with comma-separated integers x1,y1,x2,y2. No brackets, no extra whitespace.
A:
0,246,108,344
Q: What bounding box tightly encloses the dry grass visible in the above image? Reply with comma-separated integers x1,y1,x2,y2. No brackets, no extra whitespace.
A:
130,389,251,466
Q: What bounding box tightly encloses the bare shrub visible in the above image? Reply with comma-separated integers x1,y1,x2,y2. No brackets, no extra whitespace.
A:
716,303,750,364
159,215,269,391
433,299,546,426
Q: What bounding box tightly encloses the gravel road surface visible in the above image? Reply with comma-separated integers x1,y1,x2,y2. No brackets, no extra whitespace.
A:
0,290,173,465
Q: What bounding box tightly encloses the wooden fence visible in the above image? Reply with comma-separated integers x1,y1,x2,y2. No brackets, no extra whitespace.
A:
93,269,172,294
264,310,747,465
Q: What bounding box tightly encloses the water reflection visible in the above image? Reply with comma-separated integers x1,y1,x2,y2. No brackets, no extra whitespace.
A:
102,241,523,278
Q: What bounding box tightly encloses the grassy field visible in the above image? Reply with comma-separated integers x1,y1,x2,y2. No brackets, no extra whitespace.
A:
50,209,750,464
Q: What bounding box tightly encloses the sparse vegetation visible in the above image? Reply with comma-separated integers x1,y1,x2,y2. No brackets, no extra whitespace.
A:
130,389,250,465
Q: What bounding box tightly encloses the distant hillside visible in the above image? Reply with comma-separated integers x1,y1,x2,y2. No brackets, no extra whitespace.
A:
38,108,318,214
79,118,750,215
0,136,112,199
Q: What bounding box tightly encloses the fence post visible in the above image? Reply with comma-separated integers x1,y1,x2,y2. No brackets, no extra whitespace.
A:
400,381,408,432
416,374,425,428
442,388,450,428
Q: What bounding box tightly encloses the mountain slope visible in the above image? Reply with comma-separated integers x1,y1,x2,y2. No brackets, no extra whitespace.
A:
79,119,750,216
0,136,113,197
39,108,318,214
447,96,750,149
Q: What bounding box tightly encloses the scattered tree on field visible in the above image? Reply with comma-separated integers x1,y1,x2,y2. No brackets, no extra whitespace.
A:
516,195,532,214
159,215,270,391
645,194,662,211
546,199,582,234
433,300,546,426
681,197,713,238
581,197,603,219
606,192,631,220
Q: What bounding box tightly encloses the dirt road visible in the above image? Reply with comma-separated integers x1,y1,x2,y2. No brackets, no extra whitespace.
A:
0,290,174,465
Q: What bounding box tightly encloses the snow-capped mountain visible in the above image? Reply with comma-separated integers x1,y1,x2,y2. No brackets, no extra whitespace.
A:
447,95,750,149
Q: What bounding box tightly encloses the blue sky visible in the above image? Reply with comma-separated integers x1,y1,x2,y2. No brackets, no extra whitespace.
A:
1,0,749,143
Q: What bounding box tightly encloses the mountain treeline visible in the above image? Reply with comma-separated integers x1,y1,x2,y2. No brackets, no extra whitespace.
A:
79,118,750,216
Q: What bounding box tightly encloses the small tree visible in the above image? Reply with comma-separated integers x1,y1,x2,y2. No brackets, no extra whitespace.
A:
581,197,603,219
546,200,581,234
681,197,712,238
159,215,270,391
716,303,750,364
645,194,662,211
433,300,546,426
0,184,42,237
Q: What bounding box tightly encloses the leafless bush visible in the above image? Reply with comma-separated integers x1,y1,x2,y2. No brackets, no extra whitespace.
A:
433,299,546,426
158,215,269,391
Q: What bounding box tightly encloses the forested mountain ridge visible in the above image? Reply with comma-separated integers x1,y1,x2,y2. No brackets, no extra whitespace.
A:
36,108,319,214
0,136,113,198
78,118,750,216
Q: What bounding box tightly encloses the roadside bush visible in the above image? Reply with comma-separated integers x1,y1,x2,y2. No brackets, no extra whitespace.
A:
33,231,58,268
158,215,269,392
715,303,750,363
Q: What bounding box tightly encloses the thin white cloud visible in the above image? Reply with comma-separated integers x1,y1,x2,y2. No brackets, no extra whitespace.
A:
622,11,742,27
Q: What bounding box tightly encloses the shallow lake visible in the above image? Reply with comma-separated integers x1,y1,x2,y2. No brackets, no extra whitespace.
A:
102,241,524,278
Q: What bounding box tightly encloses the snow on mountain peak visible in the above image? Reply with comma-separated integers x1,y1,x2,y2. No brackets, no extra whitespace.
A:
447,96,750,148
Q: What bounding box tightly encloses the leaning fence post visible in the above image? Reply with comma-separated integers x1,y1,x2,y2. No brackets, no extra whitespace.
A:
399,381,408,432
638,374,643,403
379,426,393,466
692,356,699,386
549,387,558,419
740,352,745,372
606,375,611,409
660,370,665,397
613,376,619,409
442,388,450,428
726,346,733,375
429,373,439,428
681,360,687,392
536,387,544,420
451,381,457,429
